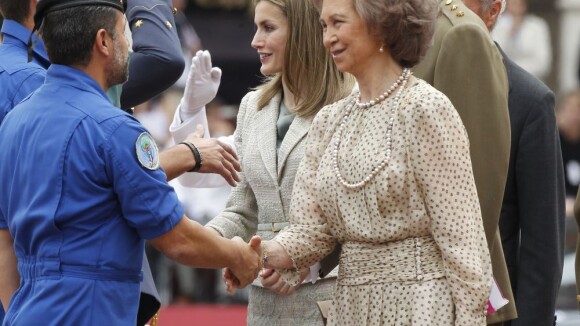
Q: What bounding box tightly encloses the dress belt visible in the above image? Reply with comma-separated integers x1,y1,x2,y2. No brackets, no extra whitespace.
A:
18,258,143,283
338,236,445,286
256,222,289,233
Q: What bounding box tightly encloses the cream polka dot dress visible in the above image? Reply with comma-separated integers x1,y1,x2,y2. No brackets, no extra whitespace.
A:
274,79,492,325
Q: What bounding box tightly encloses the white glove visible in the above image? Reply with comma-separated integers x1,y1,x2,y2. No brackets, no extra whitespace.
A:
179,50,222,121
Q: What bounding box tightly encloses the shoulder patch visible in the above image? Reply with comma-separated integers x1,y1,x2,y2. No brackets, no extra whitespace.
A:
136,132,160,170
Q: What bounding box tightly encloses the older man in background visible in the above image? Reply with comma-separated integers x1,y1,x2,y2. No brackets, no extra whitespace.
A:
413,0,514,324
461,1,565,325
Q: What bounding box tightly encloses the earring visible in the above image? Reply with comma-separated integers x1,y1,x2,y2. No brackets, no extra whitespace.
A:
379,44,384,53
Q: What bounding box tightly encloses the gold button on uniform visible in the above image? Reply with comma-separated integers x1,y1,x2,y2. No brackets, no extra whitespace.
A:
445,0,452,5
165,21,173,29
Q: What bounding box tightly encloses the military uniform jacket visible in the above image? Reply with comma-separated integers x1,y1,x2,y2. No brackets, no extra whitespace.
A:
413,0,514,323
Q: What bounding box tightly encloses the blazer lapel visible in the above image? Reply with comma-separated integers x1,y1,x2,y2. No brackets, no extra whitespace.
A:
257,93,282,184
277,114,313,177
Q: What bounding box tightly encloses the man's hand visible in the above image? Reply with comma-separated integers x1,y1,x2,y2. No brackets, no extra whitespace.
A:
179,50,222,120
225,236,261,292
184,125,241,186
260,267,309,296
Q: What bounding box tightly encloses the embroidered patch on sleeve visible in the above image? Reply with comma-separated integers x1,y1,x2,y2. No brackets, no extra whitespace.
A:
136,132,160,170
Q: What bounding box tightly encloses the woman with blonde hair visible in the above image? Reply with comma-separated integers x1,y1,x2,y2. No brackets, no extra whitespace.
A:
172,0,353,324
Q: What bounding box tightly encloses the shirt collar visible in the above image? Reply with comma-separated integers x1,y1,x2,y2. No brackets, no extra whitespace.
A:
1,19,50,68
45,64,110,102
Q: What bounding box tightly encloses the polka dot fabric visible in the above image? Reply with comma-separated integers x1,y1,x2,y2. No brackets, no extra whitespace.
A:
274,79,492,325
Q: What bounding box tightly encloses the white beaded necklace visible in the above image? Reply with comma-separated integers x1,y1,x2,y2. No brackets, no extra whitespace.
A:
355,69,408,109
333,68,411,189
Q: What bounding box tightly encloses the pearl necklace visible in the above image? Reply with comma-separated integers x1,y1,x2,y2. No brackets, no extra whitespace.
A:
356,70,409,109
333,68,411,189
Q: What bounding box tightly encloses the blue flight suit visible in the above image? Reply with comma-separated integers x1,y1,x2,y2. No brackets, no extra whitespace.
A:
0,18,50,322
0,65,184,325
0,1,184,322
0,19,50,124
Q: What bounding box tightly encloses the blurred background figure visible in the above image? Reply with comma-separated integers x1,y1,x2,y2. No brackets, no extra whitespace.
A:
557,89,580,218
133,97,172,148
173,0,203,89
492,0,552,81
556,90,580,322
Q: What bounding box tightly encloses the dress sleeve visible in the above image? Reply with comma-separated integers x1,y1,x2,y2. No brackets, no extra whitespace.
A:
205,93,259,241
407,88,492,325
434,23,510,246
273,106,337,270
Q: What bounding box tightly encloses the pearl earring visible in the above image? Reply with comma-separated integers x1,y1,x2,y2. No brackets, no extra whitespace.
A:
379,45,384,53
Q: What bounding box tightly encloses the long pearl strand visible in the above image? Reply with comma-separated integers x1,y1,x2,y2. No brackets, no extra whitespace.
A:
356,70,408,109
333,68,411,189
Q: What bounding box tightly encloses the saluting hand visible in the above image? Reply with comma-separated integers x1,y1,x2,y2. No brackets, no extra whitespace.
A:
179,50,222,120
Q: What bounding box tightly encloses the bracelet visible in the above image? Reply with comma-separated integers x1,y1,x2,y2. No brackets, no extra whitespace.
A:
260,243,269,269
179,141,202,172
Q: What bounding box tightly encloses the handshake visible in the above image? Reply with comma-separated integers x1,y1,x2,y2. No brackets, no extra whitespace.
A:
223,237,304,295
226,235,264,291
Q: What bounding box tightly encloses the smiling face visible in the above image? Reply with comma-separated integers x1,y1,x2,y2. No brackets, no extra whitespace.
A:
319,0,381,77
251,1,288,76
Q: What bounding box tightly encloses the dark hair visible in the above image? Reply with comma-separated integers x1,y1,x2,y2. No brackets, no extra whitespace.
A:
0,0,32,23
354,0,438,67
40,6,118,66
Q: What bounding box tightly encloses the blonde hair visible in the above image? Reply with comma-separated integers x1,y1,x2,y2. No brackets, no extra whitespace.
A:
254,0,354,117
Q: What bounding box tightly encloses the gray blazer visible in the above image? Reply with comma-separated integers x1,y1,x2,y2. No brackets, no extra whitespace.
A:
497,45,565,326
206,90,313,243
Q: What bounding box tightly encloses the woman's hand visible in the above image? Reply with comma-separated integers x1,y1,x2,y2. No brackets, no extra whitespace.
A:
260,267,309,296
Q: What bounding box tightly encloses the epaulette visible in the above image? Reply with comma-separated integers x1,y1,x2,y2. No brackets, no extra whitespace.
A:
443,0,465,18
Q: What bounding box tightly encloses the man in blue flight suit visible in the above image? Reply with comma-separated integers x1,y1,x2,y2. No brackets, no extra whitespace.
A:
0,0,50,125
0,0,240,323
0,1,259,325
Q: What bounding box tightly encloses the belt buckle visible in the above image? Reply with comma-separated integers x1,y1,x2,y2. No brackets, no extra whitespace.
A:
271,223,281,233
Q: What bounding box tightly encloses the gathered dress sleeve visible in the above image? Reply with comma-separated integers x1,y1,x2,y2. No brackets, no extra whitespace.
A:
406,87,492,325
273,105,339,270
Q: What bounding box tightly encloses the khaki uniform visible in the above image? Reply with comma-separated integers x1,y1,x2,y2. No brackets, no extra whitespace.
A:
414,0,515,323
